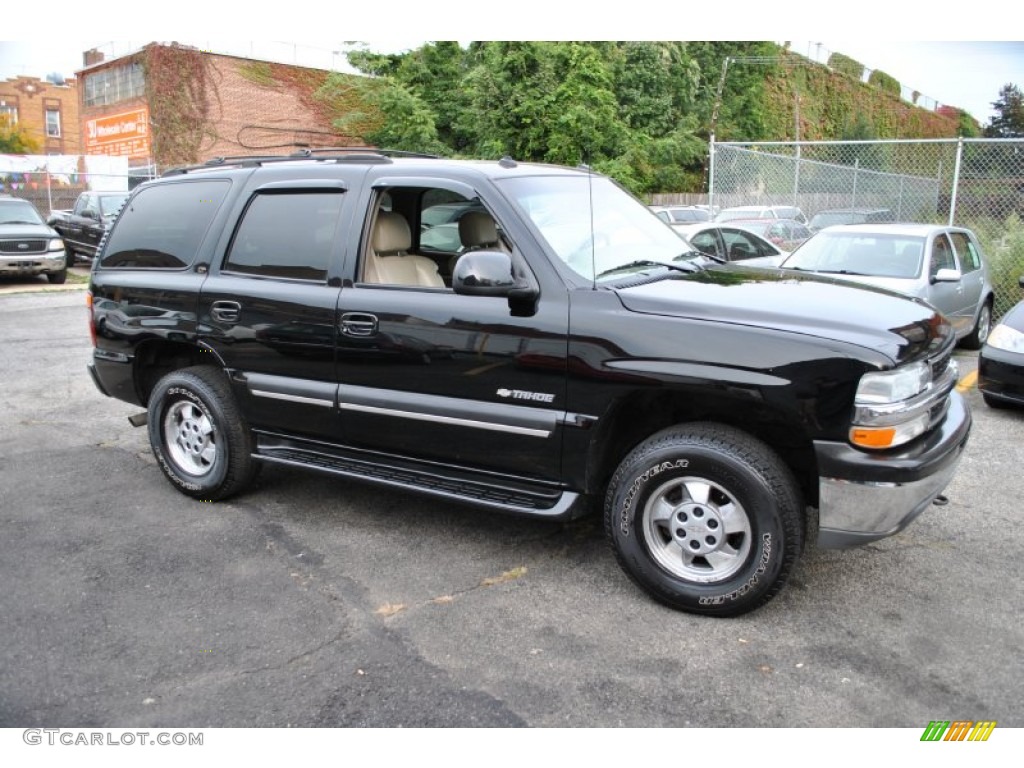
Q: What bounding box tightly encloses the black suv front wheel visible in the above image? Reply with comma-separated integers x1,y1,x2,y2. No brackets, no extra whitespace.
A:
147,366,257,501
604,423,803,617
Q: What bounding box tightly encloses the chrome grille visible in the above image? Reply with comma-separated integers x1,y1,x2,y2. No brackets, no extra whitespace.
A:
0,239,47,254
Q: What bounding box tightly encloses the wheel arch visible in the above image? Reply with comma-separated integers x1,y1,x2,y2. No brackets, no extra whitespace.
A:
584,388,820,509
132,339,229,406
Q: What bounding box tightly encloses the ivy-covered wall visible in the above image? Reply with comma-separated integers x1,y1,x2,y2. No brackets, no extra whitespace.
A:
761,54,971,141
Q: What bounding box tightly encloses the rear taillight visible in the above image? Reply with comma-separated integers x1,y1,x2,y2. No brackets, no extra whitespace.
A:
86,291,96,347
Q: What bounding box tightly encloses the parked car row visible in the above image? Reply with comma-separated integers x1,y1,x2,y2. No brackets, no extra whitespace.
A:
650,206,1010,391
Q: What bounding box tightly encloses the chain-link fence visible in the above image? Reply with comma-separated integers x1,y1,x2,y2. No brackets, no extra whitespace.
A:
705,138,1024,319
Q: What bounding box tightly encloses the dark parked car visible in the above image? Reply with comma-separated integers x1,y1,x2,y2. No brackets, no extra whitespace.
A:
774,224,995,349
808,208,895,232
48,191,128,264
979,276,1024,408
86,151,970,617
0,195,69,283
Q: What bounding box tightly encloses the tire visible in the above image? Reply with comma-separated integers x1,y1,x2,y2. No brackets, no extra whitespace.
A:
147,365,257,501
604,423,803,617
961,301,992,350
47,268,67,285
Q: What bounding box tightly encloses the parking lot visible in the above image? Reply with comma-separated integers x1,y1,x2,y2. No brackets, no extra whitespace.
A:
1,287,1022,728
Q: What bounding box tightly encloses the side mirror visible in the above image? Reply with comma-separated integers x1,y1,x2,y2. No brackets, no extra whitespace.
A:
452,250,538,316
932,268,961,283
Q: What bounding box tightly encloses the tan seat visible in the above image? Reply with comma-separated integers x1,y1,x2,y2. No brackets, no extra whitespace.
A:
459,211,501,251
364,211,444,288
451,211,504,274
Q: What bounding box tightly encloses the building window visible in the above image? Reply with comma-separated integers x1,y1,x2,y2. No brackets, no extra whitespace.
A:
46,109,61,137
84,63,145,107
0,104,17,124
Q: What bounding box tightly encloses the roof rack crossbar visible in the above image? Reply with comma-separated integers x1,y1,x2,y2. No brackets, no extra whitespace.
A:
160,147,442,176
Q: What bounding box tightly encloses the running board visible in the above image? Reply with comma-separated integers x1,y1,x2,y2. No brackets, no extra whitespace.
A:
253,434,582,519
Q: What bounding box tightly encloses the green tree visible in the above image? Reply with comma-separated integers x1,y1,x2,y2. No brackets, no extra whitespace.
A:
0,115,41,154
985,83,1024,138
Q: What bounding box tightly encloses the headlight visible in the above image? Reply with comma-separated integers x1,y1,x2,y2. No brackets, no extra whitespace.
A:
854,361,930,405
986,323,1024,354
48,238,65,252
850,361,936,450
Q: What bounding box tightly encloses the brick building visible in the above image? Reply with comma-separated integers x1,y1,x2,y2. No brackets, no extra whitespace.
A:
0,75,81,155
77,43,362,171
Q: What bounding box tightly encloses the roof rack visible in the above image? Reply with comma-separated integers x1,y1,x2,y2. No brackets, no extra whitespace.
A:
160,147,443,177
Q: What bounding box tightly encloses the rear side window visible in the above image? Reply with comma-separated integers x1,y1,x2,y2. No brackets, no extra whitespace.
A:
949,231,981,272
101,180,229,269
224,192,343,282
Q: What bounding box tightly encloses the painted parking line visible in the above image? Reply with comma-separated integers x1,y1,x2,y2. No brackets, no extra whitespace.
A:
956,370,978,393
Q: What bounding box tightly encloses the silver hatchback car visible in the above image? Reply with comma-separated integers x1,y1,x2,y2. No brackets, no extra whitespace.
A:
775,224,995,349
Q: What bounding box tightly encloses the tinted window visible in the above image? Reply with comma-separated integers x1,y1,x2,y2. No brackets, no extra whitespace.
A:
722,230,768,260
101,181,229,269
225,192,343,281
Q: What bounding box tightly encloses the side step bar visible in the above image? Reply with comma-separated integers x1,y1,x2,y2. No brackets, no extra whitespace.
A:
252,433,582,520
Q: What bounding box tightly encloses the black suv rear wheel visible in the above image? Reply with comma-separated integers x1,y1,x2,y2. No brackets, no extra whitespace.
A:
147,366,257,500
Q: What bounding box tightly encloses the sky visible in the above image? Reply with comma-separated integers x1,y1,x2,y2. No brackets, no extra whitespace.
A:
2,4,1022,126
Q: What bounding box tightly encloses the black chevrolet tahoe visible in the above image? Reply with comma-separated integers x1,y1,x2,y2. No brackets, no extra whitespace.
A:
86,151,971,616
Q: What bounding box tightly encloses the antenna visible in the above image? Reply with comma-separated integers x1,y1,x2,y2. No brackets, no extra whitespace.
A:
581,157,596,289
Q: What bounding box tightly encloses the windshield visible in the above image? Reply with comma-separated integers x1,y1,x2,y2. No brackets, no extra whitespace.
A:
498,175,693,281
99,194,128,217
782,232,924,278
0,200,45,225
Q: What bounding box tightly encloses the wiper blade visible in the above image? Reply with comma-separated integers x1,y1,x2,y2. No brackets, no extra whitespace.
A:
815,269,869,276
684,249,725,264
597,259,698,278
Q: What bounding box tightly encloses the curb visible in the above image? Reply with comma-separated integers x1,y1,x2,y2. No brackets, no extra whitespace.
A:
0,268,91,296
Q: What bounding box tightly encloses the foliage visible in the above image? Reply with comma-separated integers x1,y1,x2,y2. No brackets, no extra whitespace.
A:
985,83,1024,138
868,69,901,97
827,52,864,81
320,74,445,154
0,115,40,153
142,44,213,167
969,213,1024,319
238,62,276,87
336,41,967,195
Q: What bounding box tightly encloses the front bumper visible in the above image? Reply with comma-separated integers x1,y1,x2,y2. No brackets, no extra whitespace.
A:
978,345,1024,406
814,391,971,548
0,252,66,275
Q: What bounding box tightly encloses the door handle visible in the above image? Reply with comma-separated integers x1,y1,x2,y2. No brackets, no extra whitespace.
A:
340,312,378,337
211,300,241,323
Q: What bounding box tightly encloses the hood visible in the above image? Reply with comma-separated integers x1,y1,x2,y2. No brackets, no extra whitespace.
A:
614,265,952,364
0,222,60,239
